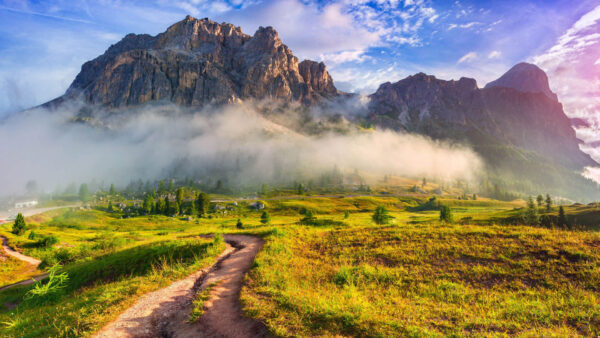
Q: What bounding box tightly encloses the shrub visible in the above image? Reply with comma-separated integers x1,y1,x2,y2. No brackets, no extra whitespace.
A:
440,206,453,223
372,206,391,225
37,235,59,248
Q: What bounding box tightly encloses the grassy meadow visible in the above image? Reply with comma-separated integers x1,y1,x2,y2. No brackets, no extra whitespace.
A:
0,185,599,336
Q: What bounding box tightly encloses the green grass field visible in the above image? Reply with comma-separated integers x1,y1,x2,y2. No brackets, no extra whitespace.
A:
0,191,598,336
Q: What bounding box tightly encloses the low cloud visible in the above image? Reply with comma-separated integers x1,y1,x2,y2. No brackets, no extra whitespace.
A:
0,103,483,196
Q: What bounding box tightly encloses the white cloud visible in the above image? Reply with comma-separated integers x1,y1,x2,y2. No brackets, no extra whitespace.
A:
488,50,501,59
457,52,477,63
320,49,370,65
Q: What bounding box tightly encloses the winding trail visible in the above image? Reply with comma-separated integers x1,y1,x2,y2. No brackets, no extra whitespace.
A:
95,234,267,338
0,236,48,292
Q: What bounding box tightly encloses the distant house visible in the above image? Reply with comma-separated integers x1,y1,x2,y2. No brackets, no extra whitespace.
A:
14,200,38,209
249,202,265,210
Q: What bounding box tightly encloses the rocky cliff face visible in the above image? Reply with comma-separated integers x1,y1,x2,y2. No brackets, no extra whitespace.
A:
51,16,339,109
368,71,596,169
484,62,558,101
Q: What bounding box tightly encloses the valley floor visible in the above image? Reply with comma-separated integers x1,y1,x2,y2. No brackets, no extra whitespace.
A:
0,194,598,336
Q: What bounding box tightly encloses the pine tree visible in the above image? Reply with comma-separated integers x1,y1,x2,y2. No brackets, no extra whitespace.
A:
344,210,350,219
558,205,567,228
196,192,210,217
173,201,180,216
156,198,166,215
164,196,170,216
176,187,184,207
107,201,113,212
159,180,166,193
545,194,552,212
188,200,197,216
79,183,90,202
372,206,391,225
536,194,544,208
525,196,540,225
12,213,26,235
439,206,453,223
168,180,174,192
236,219,243,229
260,211,271,225
143,194,155,214
109,183,116,196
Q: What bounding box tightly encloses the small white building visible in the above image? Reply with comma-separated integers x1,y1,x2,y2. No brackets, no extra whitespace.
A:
14,200,38,209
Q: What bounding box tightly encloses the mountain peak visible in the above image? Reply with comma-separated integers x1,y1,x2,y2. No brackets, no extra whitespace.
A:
52,16,338,109
485,62,558,101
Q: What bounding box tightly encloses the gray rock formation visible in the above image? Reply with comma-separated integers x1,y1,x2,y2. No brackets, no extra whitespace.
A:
484,62,558,101
47,16,339,109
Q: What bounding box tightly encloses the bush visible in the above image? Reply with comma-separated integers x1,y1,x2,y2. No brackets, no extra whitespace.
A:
372,206,391,225
37,235,59,248
440,206,453,223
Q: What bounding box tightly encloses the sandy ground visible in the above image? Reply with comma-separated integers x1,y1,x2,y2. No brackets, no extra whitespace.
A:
95,235,268,338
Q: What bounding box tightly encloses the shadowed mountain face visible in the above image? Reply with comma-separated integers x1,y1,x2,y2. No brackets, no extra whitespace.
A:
485,62,558,101
367,72,595,170
47,16,339,109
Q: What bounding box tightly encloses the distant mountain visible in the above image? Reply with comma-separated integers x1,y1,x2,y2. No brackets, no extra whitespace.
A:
45,16,339,110
36,16,599,200
367,71,598,199
484,62,558,101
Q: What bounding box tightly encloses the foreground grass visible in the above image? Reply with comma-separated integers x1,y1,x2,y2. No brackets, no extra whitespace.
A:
0,236,226,337
242,223,600,336
0,254,40,287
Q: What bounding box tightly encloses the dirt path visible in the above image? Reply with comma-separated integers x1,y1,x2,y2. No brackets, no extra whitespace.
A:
95,234,267,338
1,236,41,265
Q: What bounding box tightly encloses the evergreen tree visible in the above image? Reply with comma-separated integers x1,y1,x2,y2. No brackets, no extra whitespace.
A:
12,213,26,235
558,206,567,228
176,187,184,207
344,210,350,219
188,200,197,216
524,196,540,225
156,198,166,215
173,201,180,216
422,177,427,187
159,180,166,193
261,183,269,195
164,196,170,216
439,205,453,223
143,194,155,214
372,206,391,225
236,219,243,229
472,193,477,200
28,230,36,240
168,179,174,192
79,183,90,202
109,183,116,196
260,211,271,225
297,183,303,195
545,194,553,212
107,201,113,212
196,192,210,217
536,194,544,208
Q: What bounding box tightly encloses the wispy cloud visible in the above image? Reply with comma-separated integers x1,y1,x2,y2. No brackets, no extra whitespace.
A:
458,52,477,63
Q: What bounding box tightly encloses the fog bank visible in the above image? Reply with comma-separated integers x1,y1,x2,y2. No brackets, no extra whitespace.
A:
0,103,483,196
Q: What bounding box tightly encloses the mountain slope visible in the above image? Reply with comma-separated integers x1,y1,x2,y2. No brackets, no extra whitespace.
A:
367,71,598,199
45,16,339,110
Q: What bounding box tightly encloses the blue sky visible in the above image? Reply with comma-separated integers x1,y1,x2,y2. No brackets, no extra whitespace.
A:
1,0,600,126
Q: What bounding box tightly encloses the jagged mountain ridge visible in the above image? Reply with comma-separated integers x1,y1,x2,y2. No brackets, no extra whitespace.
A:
46,16,339,109
38,16,598,199
367,72,594,170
